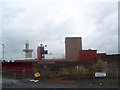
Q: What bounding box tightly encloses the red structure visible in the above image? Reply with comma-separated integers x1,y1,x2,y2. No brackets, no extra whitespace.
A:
2,37,107,76
37,44,48,60
78,49,97,62
37,46,42,60
97,53,106,55
2,60,37,75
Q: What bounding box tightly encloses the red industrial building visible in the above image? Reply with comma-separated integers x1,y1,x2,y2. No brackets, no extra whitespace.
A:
65,37,99,62
78,49,97,62
97,53,106,55
2,37,107,75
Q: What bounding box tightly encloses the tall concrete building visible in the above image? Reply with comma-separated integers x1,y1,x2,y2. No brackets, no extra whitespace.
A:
23,41,33,58
65,37,82,61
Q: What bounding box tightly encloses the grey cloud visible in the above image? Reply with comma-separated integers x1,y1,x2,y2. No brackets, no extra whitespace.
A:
2,1,118,60
81,2,118,54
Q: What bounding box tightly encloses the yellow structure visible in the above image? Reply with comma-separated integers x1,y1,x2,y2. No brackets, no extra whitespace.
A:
34,72,41,77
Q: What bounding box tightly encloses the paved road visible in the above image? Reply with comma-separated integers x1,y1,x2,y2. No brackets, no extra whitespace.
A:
2,78,118,88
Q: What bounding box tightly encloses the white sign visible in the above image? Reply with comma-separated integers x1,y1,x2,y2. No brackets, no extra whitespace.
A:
95,72,106,77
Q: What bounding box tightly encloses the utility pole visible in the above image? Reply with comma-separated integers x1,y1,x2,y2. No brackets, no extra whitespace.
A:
2,44,4,60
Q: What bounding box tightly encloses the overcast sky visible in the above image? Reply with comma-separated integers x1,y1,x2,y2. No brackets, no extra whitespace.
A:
0,0,119,60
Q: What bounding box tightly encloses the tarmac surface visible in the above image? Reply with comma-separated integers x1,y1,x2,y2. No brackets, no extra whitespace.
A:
2,77,118,88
